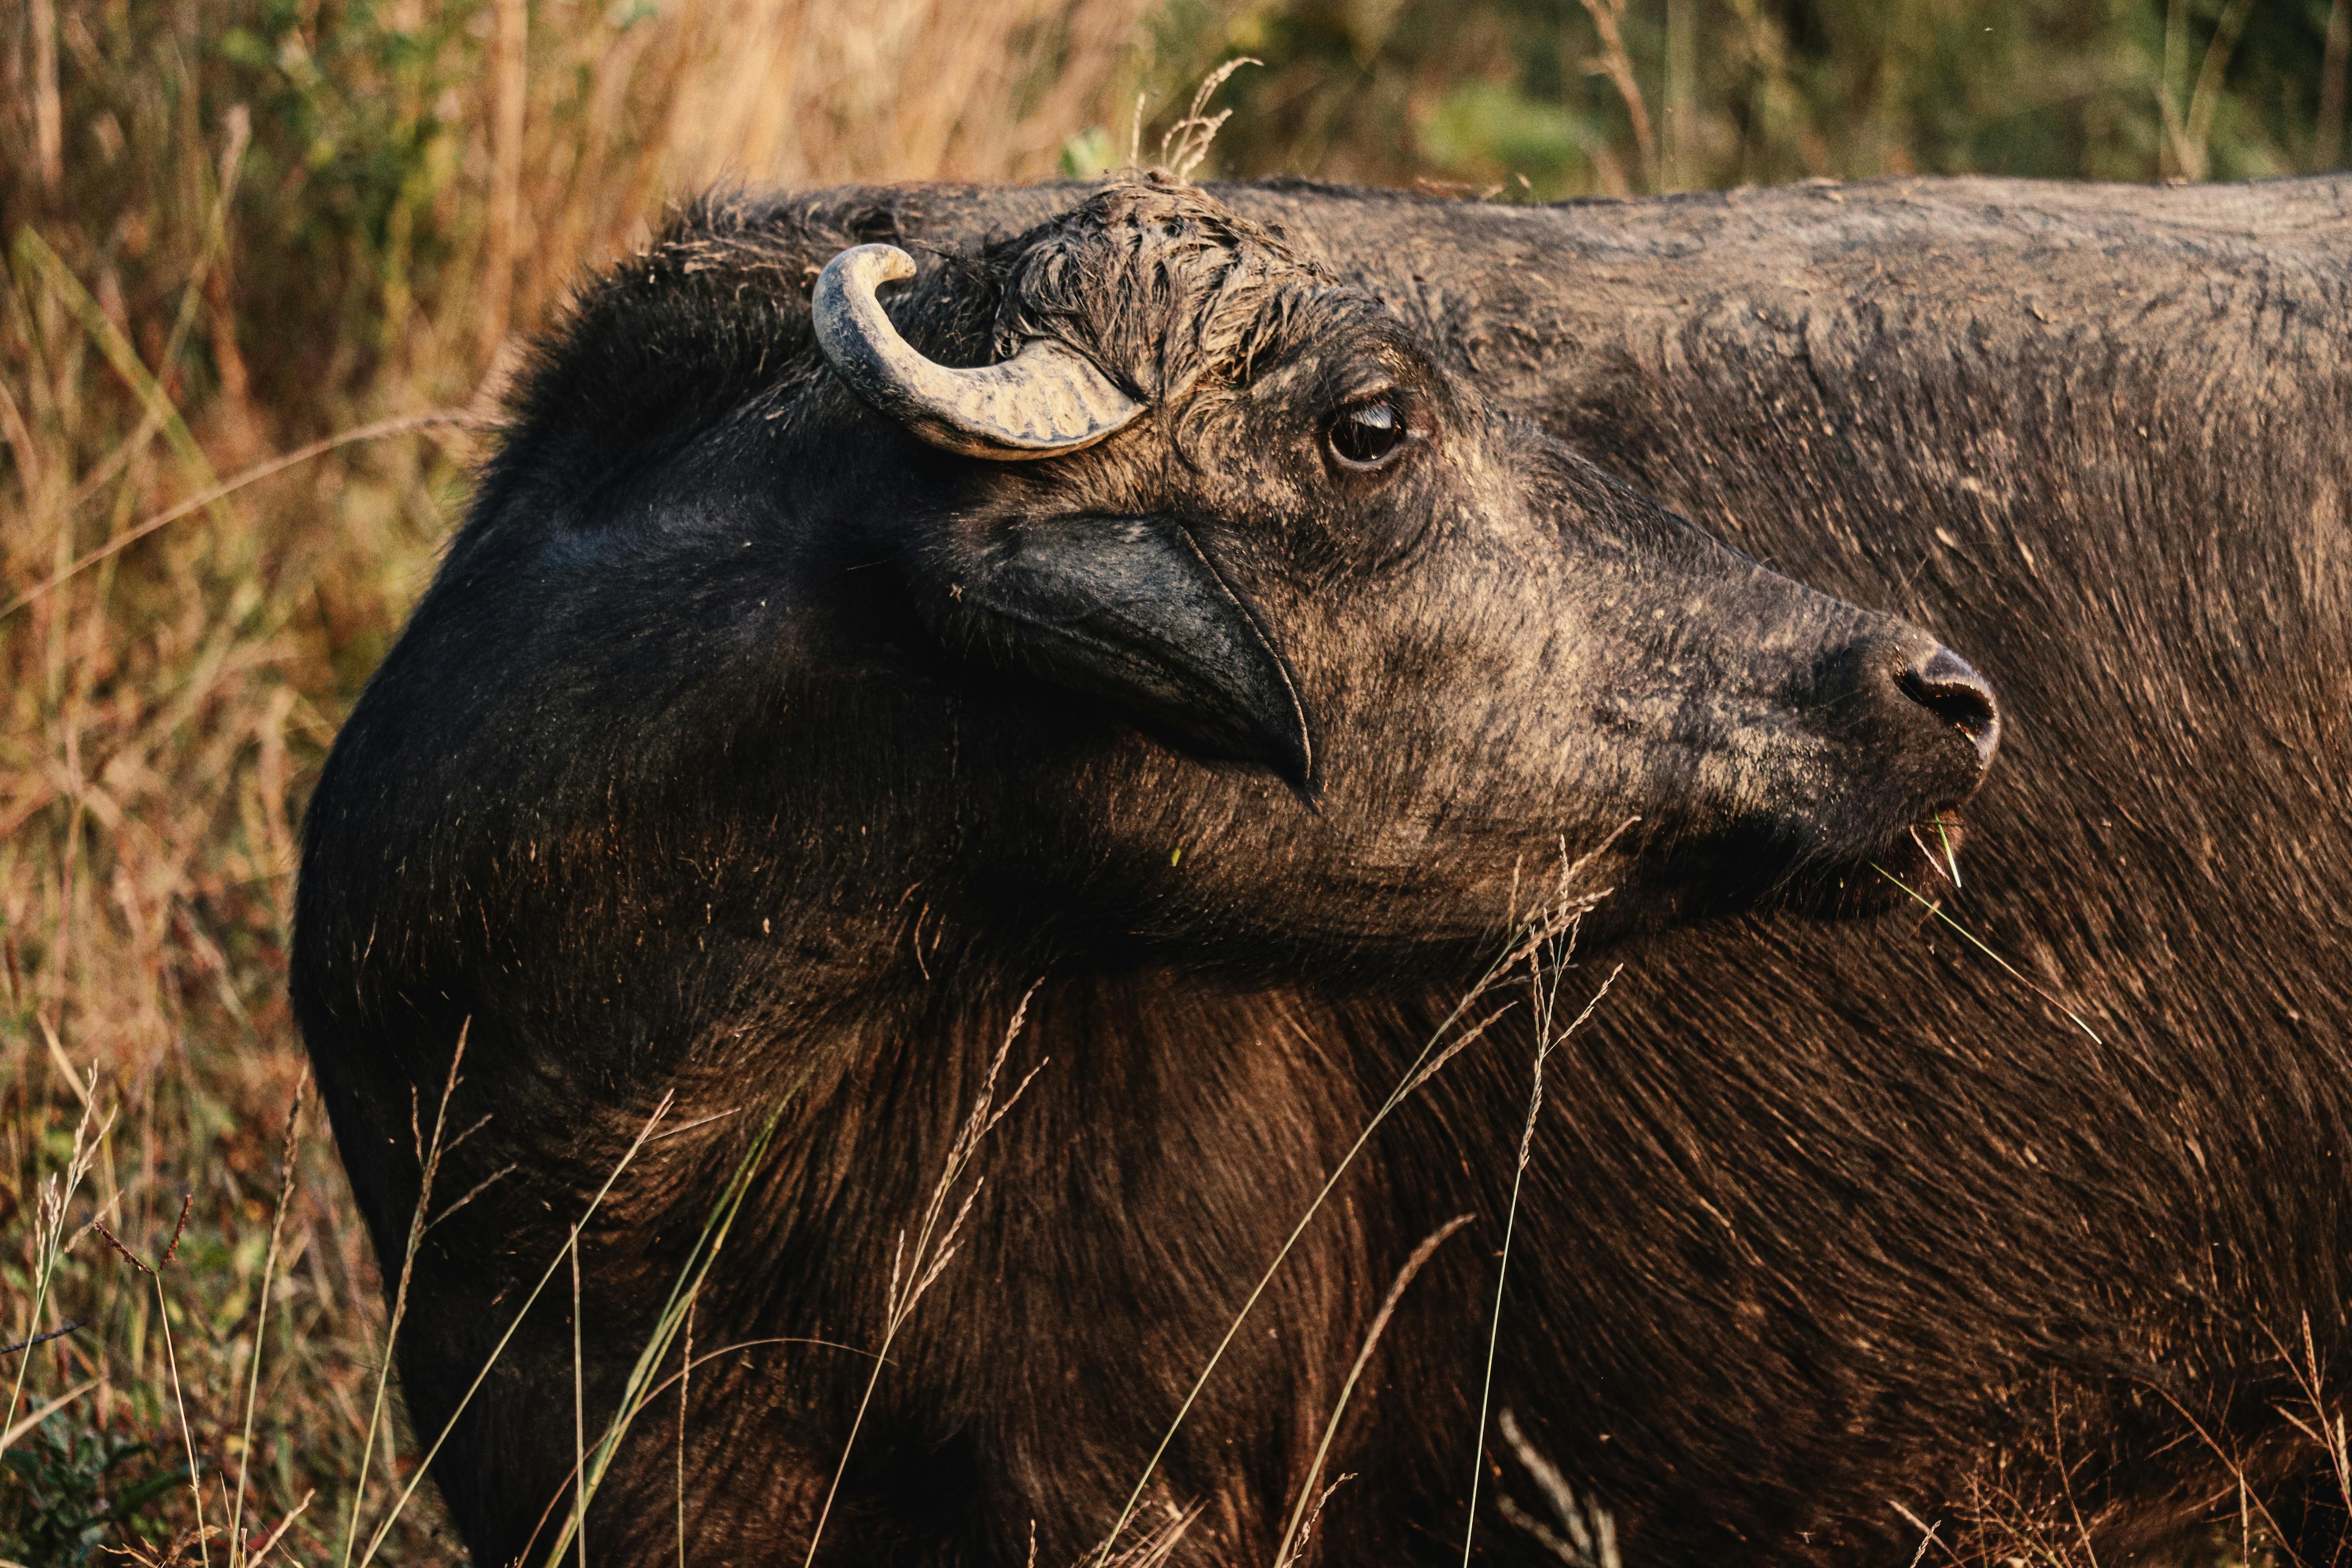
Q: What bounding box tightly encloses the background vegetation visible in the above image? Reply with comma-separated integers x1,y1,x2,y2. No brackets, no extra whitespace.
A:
1,0,2343,1562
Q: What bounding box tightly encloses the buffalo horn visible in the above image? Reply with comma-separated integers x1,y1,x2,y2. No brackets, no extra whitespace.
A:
811,243,1144,460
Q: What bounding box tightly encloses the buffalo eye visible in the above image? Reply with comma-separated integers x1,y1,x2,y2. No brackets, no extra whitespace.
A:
1327,399,1409,470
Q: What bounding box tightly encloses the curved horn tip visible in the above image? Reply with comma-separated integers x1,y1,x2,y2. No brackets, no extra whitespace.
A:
813,241,1143,461
849,243,916,284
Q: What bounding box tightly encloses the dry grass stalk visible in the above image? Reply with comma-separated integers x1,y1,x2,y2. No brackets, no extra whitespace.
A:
2184,0,2259,179
2158,0,2256,181
4,1089,105,1429
2281,1315,2352,1509
481,0,531,361
1274,1479,1349,1568
28,0,61,196
800,989,1048,1568
1577,0,1657,193
0,410,486,622
354,1090,674,1568
108,1520,223,1568
0,1379,98,1459
1098,1504,1201,1568
1889,1503,1949,1568
2323,0,2352,171
1272,1215,1473,1566
1873,864,2106,1045
93,1190,211,1568
571,1223,588,1568
1495,1409,1620,1568
1461,910,1621,1568
1156,58,1262,180
677,1299,693,1568
336,1029,481,1568
1096,828,1625,1566
234,1490,312,1568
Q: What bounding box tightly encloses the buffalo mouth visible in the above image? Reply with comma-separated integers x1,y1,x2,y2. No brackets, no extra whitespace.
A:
1767,795,1989,921
1619,793,1987,929
1789,807,1978,920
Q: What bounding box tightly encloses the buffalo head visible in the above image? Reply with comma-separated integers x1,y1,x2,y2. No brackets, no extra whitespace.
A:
801,178,1996,962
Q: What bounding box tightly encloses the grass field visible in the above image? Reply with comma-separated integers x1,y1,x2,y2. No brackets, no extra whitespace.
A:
2,0,2345,1562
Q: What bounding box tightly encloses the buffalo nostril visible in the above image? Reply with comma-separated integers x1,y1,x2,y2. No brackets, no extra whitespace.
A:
1898,646,2001,762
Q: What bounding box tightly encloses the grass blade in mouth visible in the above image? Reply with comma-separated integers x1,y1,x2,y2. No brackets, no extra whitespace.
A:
1871,865,2105,1046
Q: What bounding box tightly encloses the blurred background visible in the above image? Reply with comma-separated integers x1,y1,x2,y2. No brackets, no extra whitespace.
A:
0,0,2343,1561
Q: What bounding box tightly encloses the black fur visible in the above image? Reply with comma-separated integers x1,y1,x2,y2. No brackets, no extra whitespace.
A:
292,173,2349,1566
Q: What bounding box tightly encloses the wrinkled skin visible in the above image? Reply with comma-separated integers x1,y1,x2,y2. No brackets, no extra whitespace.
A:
295,174,2349,1568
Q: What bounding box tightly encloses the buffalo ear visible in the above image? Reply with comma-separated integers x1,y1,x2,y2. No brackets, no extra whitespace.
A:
915,514,1316,797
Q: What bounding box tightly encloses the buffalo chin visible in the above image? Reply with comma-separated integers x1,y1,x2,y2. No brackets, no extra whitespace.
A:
1770,812,1974,921
1642,809,1976,927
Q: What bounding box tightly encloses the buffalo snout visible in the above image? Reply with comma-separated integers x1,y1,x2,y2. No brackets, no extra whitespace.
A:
1753,625,2004,907
1803,627,2003,812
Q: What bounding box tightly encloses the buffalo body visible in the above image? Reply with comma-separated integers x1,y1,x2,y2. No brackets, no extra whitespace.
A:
292,174,2352,1566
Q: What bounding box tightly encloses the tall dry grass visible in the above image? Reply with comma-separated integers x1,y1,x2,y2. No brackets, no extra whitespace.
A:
0,2,1149,1557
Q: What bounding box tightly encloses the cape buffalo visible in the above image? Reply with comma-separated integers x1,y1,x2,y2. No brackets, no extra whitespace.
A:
292,171,2348,1566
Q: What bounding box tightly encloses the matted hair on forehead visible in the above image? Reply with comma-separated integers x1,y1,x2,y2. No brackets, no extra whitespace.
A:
989,172,1341,409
